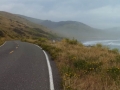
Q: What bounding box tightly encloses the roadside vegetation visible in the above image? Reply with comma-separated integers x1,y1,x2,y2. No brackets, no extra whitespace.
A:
24,38,120,90
0,37,5,45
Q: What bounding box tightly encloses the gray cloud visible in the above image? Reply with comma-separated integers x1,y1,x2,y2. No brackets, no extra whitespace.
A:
0,0,120,29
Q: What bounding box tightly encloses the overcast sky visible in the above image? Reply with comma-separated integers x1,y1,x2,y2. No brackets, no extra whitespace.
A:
0,0,120,29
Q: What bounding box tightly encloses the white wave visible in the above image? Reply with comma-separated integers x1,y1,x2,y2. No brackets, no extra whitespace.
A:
83,40,120,46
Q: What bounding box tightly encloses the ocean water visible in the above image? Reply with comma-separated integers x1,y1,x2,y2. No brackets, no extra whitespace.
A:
83,40,120,50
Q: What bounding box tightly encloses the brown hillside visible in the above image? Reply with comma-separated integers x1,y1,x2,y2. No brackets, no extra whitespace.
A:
0,11,54,40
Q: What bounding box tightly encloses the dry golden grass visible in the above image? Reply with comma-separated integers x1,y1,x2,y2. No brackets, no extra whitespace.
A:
26,38,120,90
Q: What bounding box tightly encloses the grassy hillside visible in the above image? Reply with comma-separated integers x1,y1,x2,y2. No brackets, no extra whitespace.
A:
0,11,56,41
27,38,120,90
17,14,44,25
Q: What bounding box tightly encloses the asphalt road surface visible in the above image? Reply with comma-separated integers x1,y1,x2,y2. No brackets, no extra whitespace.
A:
0,41,61,90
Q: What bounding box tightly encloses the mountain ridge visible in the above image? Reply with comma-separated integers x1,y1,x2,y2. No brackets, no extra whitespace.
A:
18,14,105,41
1,11,119,42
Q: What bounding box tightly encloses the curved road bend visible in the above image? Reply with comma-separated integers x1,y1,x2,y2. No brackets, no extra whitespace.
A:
0,41,61,90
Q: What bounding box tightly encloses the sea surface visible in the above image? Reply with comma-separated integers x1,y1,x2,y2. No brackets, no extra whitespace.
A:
83,39,120,50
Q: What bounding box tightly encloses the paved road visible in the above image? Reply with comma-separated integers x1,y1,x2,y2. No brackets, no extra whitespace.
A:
0,41,61,90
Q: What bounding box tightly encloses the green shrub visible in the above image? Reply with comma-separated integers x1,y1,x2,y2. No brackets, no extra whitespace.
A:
74,60,87,70
86,62,102,72
107,67,120,80
111,48,119,54
95,43,103,48
64,38,78,45
74,60,102,73
38,37,48,42
61,66,74,78
115,55,120,63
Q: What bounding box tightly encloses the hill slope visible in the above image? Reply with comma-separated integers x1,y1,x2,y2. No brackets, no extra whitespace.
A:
0,11,55,40
18,15,109,41
19,14,120,41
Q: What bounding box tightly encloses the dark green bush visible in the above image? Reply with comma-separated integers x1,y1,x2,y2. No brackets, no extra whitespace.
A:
74,60,102,73
74,60,87,70
115,55,120,63
86,62,102,72
95,43,103,48
38,37,48,42
64,38,78,45
107,67,120,80
111,48,119,54
61,66,74,78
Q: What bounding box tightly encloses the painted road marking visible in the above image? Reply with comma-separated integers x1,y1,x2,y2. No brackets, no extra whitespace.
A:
9,51,14,54
35,45,54,90
43,50,55,90
0,42,6,47
35,45,42,49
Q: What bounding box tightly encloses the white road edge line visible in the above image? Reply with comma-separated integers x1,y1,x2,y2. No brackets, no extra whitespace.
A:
43,50,55,90
34,45,42,49
35,45,55,90
0,41,6,47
